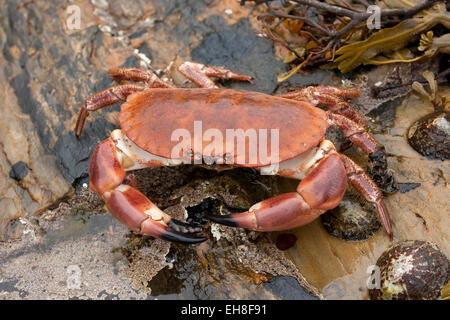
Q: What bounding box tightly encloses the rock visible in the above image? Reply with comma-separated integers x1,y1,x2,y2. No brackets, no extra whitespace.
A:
1,0,448,301
190,19,286,94
9,161,30,181
408,111,450,160
134,167,321,298
0,0,290,241
397,182,421,193
0,0,141,240
0,166,321,299
353,61,440,116
263,276,318,300
321,194,381,241
0,187,177,299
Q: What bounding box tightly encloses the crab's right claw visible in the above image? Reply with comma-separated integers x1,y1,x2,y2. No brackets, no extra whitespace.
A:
90,138,207,244
103,185,207,244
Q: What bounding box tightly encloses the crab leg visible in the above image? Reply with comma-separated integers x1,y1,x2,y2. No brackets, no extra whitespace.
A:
279,88,392,184
326,112,395,193
76,62,252,138
313,92,367,127
327,112,378,154
90,138,206,244
278,86,366,127
75,84,146,139
108,68,173,88
339,154,392,240
76,67,175,139
178,61,253,89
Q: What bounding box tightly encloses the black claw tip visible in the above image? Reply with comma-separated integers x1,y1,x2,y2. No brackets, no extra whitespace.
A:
161,231,207,244
205,214,238,227
167,219,204,234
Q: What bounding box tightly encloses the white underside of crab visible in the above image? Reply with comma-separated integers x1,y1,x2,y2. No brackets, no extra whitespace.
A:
110,129,336,181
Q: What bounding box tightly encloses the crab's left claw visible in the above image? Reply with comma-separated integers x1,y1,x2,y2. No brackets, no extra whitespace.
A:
206,193,323,232
207,152,393,239
207,153,348,232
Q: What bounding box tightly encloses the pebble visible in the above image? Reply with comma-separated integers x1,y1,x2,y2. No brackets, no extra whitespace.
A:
276,233,297,250
9,161,30,181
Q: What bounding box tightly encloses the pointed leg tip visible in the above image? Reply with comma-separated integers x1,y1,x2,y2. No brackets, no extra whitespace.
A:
375,202,393,241
385,228,393,241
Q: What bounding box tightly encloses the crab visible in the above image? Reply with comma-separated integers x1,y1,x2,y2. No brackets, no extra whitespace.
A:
75,61,393,244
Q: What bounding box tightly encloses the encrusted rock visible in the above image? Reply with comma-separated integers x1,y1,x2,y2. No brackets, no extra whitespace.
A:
369,240,449,300
408,111,450,160
321,194,381,241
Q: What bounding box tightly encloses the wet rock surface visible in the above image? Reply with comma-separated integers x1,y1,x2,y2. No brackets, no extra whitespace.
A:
263,276,318,300
0,0,448,300
0,189,149,299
